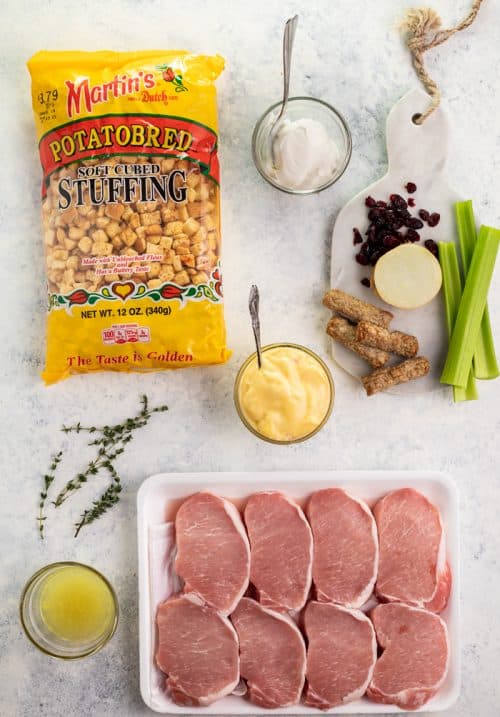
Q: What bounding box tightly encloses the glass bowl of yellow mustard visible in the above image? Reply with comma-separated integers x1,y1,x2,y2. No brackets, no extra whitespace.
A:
20,562,118,659
234,343,334,444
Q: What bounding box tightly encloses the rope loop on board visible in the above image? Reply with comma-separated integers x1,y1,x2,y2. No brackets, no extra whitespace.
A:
400,0,484,124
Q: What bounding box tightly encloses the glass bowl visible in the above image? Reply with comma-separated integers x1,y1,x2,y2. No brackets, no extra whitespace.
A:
252,97,352,194
20,562,119,659
234,342,334,445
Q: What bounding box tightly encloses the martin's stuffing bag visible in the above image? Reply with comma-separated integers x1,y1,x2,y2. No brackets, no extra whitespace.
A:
28,51,229,384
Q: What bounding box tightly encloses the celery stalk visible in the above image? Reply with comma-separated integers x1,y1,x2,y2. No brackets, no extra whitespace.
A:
441,226,500,388
455,201,499,379
438,242,477,401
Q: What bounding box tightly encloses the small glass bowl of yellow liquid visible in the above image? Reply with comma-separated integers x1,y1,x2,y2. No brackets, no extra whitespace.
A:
20,562,118,659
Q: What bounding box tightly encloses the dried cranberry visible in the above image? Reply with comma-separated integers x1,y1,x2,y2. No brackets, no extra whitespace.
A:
360,241,372,255
361,278,371,288
390,194,407,210
428,212,441,227
353,228,363,245
370,249,387,265
419,209,430,222
406,229,420,242
368,208,383,221
383,235,400,249
406,217,424,229
425,239,438,256
390,217,404,230
365,196,377,207
383,209,398,223
375,222,389,235
405,182,417,193
408,197,416,207
356,252,369,266
376,200,388,208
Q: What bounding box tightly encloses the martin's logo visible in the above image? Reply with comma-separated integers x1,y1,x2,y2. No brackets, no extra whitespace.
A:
65,71,156,117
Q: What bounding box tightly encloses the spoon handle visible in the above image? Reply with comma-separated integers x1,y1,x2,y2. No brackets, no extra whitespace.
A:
249,285,263,368
269,14,299,167
281,14,298,119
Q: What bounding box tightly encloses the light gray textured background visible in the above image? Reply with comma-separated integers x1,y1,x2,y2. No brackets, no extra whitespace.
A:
1,0,499,715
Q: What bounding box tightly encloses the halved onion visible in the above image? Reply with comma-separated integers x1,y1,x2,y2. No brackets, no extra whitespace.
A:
373,244,443,309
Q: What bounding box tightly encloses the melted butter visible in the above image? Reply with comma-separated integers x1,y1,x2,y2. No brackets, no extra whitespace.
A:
39,565,115,643
238,346,332,442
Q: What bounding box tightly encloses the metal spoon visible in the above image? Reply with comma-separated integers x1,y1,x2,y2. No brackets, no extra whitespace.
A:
269,14,299,168
248,285,263,369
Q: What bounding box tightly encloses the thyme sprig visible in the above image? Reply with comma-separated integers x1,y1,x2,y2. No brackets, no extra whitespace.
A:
53,395,166,507
52,446,124,507
74,463,122,538
37,395,168,538
38,451,63,538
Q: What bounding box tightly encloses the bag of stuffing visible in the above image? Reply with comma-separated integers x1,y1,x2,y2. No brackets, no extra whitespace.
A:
28,50,229,383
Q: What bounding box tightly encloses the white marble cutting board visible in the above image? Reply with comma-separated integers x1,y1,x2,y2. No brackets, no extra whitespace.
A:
330,88,462,394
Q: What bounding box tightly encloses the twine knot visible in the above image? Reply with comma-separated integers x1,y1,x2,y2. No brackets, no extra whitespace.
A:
400,1,484,123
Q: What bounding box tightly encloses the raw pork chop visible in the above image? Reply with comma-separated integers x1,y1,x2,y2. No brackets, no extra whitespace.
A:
306,488,378,607
156,594,239,706
231,597,306,708
304,601,376,710
244,491,313,611
374,488,451,611
368,602,449,710
175,492,250,614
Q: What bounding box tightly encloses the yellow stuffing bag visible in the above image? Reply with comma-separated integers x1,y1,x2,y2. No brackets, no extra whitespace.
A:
27,50,229,384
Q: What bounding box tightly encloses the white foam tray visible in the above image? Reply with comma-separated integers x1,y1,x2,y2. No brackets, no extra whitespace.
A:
137,471,460,714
